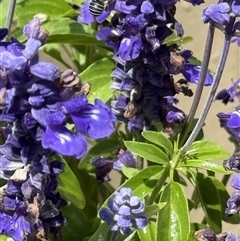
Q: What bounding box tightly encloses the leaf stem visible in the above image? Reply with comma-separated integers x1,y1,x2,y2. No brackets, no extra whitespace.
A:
182,33,232,152
147,164,170,205
4,0,17,35
110,231,118,241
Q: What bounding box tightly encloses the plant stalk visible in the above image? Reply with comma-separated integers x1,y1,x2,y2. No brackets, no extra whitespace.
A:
110,231,118,241
147,164,170,205
4,0,17,37
179,22,215,146
182,34,232,152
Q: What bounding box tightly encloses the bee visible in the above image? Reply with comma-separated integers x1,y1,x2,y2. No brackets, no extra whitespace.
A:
89,0,111,17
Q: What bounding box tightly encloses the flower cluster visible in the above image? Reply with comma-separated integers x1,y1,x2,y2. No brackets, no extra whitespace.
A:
92,150,137,182
99,187,148,235
226,174,240,216
79,0,213,135
217,79,240,140
0,18,116,240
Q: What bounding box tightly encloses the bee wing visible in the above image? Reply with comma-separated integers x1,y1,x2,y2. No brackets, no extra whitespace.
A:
40,199,59,219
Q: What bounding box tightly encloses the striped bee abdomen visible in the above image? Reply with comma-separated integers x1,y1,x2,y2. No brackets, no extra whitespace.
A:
89,0,105,16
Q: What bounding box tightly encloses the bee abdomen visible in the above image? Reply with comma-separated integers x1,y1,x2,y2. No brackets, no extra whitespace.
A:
89,0,104,16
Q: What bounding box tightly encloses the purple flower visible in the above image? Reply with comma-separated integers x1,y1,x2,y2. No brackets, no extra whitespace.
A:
78,0,210,135
99,187,148,234
0,17,116,240
113,150,137,170
92,156,113,182
0,212,30,241
202,3,231,25
226,191,240,216
217,111,240,139
231,36,240,47
225,174,240,216
181,64,213,86
223,152,240,173
215,79,240,105
231,175,240,190
226,232,239,241
91,150,136,182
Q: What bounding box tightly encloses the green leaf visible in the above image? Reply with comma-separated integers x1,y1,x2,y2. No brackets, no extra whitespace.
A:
80,58,114,103
145,203,166,218
164,31,193,46
138,222,156,241
57,158,85,209
62,203,100,240
188,140,230,161
16,0,74,27
156,182,190,241
211,177,239,224
122,166,139,179
44,18,104,46
191,172,222,233
0,1,10,27
87,222,110,241
123,165,163,197
78,139,119,169
65,0,85,6
0,234,9,241
178,159,231,174
125,141,169,165
142,131,173,153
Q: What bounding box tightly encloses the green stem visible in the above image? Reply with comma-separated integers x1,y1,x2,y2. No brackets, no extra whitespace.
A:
179,23,215,146
110,231,118,241
221,174,230,186
147,164,170,205
182,34,232,152
85,46,94,69
4,0,17,37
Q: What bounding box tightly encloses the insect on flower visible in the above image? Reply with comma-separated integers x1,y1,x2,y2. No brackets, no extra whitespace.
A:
88,0,113,16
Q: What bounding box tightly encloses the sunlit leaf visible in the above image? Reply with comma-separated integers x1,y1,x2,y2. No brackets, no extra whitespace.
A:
178,159,231,174
0,234,9,241
142,131,173,153
156,181,190,241
122,166,139,179
145,203,166,218
188,140,230,161
164,32,193,45
16,0,74,27
80,58,114,103
138,222,156,241
125,141,169,165
44,18,104,45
